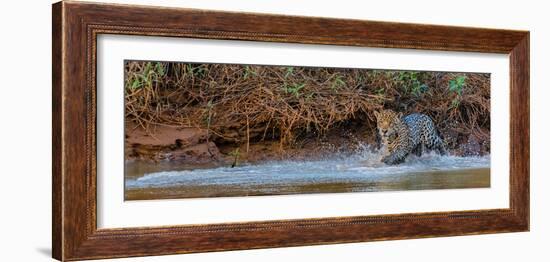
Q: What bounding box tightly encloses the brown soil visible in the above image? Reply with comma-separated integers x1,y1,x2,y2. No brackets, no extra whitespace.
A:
125,118,489,170
125,121,376,167
125,122,223,165
126,118,489,172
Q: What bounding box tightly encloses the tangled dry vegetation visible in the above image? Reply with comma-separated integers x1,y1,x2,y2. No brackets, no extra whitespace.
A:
125,61,490,152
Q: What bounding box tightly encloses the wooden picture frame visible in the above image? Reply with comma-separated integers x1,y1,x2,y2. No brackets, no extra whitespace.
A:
52,1,529,261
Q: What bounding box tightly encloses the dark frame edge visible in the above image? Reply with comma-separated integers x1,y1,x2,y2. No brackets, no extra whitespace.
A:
509,33,530,230
52,1,64,261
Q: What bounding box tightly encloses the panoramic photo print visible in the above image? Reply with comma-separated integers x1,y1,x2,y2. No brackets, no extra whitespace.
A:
123,61,491,200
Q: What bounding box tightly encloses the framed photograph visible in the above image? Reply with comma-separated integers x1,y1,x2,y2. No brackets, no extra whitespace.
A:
52,1,529,261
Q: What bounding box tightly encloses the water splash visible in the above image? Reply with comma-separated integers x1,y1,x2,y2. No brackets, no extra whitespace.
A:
126,146,490,189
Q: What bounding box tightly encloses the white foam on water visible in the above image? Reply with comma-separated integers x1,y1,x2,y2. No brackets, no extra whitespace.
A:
126,148,490,189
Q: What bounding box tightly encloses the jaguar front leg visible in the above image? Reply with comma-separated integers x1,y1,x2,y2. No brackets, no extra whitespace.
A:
381,151,407,165
412,143,423,157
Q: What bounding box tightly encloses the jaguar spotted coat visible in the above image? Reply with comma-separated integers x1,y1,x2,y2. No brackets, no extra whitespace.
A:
374,109,446,165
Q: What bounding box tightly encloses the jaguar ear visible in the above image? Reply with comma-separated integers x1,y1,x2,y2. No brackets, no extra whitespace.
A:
373,111,380,120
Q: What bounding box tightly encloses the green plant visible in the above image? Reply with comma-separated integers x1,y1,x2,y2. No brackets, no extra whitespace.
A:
283,83,305,98
451,97,461,108
187,64,207,77
243,66,257,79
449,75,466,109
331,75,345,91
203,100,215,156
397,71,428,96
356,74,364,84
449,75,466,95
204,100,214,128
128,62,166,90
155,62,166,76
228,148,240,168
130,78,141,90
284,67,294,78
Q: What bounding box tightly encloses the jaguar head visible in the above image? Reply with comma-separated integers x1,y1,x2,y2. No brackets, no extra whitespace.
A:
373,109,403,138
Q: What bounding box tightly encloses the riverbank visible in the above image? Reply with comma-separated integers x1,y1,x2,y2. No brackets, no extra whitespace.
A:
125,121,490,171
124,61,491,171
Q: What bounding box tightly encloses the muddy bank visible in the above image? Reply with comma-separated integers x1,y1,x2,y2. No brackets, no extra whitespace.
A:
125,121,370,168
125,121,489,170
125,123,222,166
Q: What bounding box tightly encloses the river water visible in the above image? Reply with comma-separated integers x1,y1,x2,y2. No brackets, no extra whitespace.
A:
125,149,490,200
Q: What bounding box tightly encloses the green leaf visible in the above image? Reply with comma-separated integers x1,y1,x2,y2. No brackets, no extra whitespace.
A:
131,79,141,89
451,97,461,108
331,75,345,91
243,66,256,79
284,83,305,98
285,67,294,78
449,75,466,95
144,62,152,75
155,62,165,76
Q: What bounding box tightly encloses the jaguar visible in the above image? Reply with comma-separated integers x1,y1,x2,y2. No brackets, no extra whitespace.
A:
374,109,446,165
